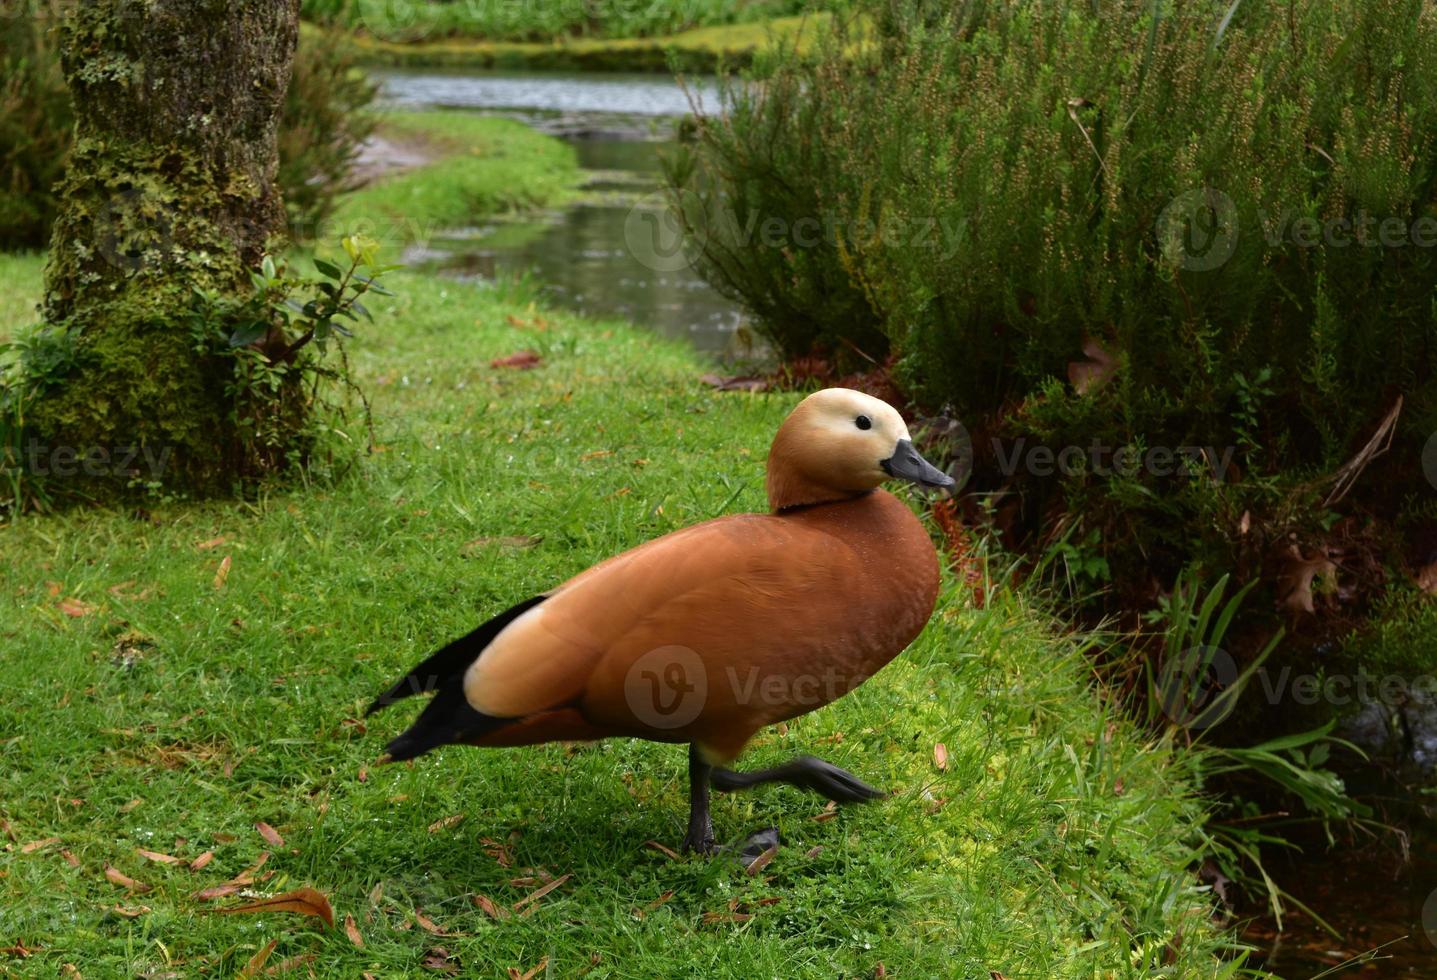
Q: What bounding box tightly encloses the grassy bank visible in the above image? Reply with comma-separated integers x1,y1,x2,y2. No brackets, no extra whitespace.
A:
324,15,824,72
0,118,1239,976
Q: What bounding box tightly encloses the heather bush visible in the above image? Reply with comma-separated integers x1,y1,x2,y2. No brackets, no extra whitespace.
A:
677,0,1437,629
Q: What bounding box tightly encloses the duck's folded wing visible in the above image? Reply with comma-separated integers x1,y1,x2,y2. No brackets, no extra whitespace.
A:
462,513,854,722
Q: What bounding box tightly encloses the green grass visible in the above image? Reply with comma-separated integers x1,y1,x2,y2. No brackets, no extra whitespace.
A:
324,14,828,72
330,112,581,249
302,0,824,43
0,113,1243,976
0,250,43,340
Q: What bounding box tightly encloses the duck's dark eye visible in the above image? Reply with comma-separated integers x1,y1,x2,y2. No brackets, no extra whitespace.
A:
855,415,872,430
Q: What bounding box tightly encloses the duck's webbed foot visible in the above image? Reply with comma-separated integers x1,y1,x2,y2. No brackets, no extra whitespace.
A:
681,743,717,855
710,754,885,803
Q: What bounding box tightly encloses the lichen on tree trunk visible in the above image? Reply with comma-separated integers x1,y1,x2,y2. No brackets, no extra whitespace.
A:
32,0,300,492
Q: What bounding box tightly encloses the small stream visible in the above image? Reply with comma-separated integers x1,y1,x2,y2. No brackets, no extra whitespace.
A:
376,68,754,358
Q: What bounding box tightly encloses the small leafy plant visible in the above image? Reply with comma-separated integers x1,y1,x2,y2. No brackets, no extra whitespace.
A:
186,235,397,483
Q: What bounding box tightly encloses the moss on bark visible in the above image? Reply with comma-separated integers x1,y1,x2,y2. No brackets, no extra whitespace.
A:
30,0,300,493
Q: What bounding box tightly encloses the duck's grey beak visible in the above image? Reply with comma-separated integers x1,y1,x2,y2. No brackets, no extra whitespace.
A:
881,439,955,490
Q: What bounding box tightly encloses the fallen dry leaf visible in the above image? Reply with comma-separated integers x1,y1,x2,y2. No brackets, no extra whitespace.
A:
196,535,230,551
701,910,752,925
1416,562,1437,595
1067,338,1118,395
472,894,509,920
58,597,97,618
1278,545,1338,616
233,851,271,883
490,350,542,370
20,837,60,854
254,822,284,847
422,947,460,974
118,799,143,814
813,801,839,822
218,886,335,929
238,939,277,978
103,865,151,893
643,840,680,861
265,953,316,974
60,849,81,868
804,846,824,859
108,904,150,919
194,882,244,901
933,742,949,771
634,890,674,919
413,909,446,935
189,850,214,871
213,556,232,591
512,873,571,912
344,914,364,948
745,845,778,877
508,956,549,980
427,814,464,834
136,848,180,865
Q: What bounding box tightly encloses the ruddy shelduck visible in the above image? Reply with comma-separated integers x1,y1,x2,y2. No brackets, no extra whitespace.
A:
368,388,954,853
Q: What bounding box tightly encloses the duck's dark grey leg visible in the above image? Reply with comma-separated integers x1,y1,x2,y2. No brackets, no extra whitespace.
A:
680,743,717,855
710,754,885,803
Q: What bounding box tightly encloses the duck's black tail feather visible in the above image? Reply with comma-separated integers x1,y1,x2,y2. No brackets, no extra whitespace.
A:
382,683,512,762
366,594,547,717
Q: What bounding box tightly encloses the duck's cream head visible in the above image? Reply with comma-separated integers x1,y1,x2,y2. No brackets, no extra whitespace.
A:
765,388,954,511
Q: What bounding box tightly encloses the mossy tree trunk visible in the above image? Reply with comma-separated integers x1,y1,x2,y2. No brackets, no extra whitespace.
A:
33,0,299,492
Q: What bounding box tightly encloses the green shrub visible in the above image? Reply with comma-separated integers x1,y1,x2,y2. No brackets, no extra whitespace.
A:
677,0,1437,629
0,1,71,250
0,13,376,250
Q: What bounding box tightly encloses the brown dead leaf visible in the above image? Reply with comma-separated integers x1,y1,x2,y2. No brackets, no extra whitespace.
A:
196,535,230,551
1067,338,1118,395
490,350,542,370
634,890,674,919
189,850,214,871
933,742,949,771
103,865,151,893
512,873,571,912
1278,545,1338,616
804,846,824,859
472,894,509,920
108,904,150,919
213,556,232,591
427,814,464,834
422,947,460,974
1,942,40,957
233,851,271,883
238,940,277,978
118,799,143,814
745,845,777,877
344,914,364,948
20,837,60,854
60,849,81,868
700,373,770,393
813,801,839,822
58,597,97,618
194,882,245,901
1113,777,1126,796
414,909,446,935
509,956,549,980
701,910,752,925
136,848,180,865
254,822,284,847
1416,562,1437,595
218,886,335,929
643,840,680,861
265,952,316,974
